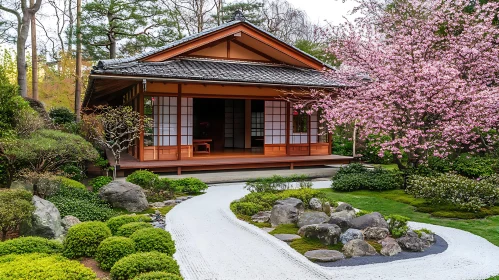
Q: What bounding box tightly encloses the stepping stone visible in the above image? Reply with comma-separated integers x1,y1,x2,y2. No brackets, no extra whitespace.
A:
273,234,301,242
304,250,345,262
261,227,275,233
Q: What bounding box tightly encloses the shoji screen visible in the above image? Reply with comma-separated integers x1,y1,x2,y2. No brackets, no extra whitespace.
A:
264,101,286,145
155,96,177,146
181,97,193,146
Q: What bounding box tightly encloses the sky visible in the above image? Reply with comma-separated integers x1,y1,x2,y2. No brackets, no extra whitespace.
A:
286,0,357,25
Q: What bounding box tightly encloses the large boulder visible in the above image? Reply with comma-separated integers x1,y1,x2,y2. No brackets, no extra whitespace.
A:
304,250,345,262
363,227,390,240
397,233,430,252
298,224,341,245
270,198,304,227
99,181,149,212
334,202,354,212
327,210,355,230
309,198,323,211
61,215,81,235
340,228,364,244
350,212,388,230
343,239,378,257
21,196,63,239
251,211,271,223
297,212,329,228
379,237,402,256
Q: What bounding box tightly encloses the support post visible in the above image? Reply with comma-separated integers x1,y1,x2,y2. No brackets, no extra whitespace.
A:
308,113,311,156
177,85,182,160
245,99,251,149
285,102,290,155
139,85,144,161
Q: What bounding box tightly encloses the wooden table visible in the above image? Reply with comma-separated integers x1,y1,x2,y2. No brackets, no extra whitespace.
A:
193,139,212,154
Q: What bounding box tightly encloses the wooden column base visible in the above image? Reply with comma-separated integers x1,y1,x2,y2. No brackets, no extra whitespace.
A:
290,163,294,170
177,167,182,175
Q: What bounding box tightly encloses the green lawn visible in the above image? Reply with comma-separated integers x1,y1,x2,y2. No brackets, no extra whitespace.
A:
319,189,499,247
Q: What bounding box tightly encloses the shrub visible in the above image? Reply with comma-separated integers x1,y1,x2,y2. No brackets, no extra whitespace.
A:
49,107,75,125
63,221,112,258
245,175,313,193
90,176,113,192
233,188,326,212
355,210,373,217
0,253,97,280
413,228,433,237
48,185,116,222
95,236,136,271
133,271,183,280
110,252,180,280
385,214,409,238
0,236,63,256
172,177,208,194
18,171,60,198
61,164,86,182
107,215,153,235
332,164,403,191
0,189,34,240
407,174,499,211
129,228,175,256
116,222,153,237
230,201,264,216
57,176,86,190
453,154,499,178
126,170,159,190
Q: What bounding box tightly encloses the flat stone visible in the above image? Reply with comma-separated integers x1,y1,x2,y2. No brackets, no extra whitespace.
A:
304,250,345,262
251,211,271,223
261,227,275,233
274,234,301,242
297,211,329,228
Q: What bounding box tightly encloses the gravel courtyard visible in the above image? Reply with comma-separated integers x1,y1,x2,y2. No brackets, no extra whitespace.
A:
165,181,499,280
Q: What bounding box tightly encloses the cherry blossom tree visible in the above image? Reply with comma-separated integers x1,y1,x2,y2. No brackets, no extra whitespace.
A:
306,0,499,170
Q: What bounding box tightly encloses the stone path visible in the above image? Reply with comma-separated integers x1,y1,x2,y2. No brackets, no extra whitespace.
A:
165,181,499,280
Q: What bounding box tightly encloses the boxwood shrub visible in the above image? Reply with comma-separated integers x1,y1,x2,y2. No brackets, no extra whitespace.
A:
126,170,159,190
95,236,136,271
245,174,312,192
107,215,153,235
0,236,63,256
133,271,183,280
230,201,264,216
332,163,403,191
453,154,499,178
57,176,86,190
63,221,112,258
129,228,175,256
110,252,180,280
171,178,208,194
0,253,96,280
116,222,153,237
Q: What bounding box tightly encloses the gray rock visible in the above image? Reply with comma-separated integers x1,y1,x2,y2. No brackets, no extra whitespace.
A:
343,239,378,257
163,200,177,206
363,227,390,240
176,196,190,201
350,212,388,230
175,199,182,203
99,181,149,212
61,215,81,235
270,198,304,227
21,196,63,239
397,235,430,252
251,211,271,223
309,198,323,211
297,211,329,228
340,228,364,244
304,250,345,262
298,224,342,245
420,232,436,243
149,202,166,208
327,210,355,230
334,202,354,212
379,237,402,256
323,202,331,215
274,234,302,242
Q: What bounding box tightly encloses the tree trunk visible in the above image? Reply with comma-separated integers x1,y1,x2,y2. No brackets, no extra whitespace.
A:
68,0,74,54
110,38,116,59
30,0,38,100
17,15,30,97
75,0,82,121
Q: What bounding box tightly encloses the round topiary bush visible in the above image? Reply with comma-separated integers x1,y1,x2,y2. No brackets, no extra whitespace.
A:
107,215,153,235
57,176,86,190
63,221,112,258
126,170,159,190
0,236,63,256
129,228,175,256
0,253,96,279
132,271,183,280
95,236,136,271
116,222,153,237
110,252,180,280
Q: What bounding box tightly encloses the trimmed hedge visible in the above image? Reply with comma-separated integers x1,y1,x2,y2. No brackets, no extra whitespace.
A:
171,177,208,194
110,252,180,280
133,271,183,280
116,222,153,237
107,215,153,235
0,236,63,256
332,163,403,191
126,170,159,190
230,202,263,216
129,228,176,256
0,253,96,279
95,236,136,271
63,221,112,258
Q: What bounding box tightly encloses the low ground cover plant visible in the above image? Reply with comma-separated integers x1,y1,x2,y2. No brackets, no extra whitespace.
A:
107,215,152,235
0,236,62,256
110,251,180,280
63,221,112,258
245,174,312,193
332,163,403,191
130,228,176,256
95,236,136,271
90,176,113,192
407,174,499,211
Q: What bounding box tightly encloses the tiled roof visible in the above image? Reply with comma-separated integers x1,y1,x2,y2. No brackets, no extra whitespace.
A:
92,57,340,87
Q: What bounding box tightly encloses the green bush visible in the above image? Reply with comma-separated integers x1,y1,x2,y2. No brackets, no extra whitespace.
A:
63,221,112,258
49,107,76,125
90,176,113,192
110,252,180,280
171,177,208,194
107,215,153,235
230,201,264,216
57,176,86,190
413,228,433,237
0,253,97,280
407,174,499,211
61,164,86,182
0,189,34,240
454,154,499,178
245,175,312,192
332,164,403,191
95,236,136,271
133,271,183,280
126,170,159,190
48,185,116,222
0,236,63,256
360,135,393,164
129,228,175,256
116,222,153,237
385,214,409,238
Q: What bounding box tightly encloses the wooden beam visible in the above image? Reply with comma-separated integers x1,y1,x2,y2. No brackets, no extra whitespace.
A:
231,40,280,64
177,84,182,160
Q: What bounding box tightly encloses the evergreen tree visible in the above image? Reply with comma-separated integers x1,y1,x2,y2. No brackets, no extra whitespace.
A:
214,1,264,26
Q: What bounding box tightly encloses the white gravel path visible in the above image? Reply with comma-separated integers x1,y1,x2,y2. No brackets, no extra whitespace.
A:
165,181,499,280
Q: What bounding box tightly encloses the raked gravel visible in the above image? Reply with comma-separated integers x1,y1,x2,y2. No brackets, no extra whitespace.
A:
165,181,499,280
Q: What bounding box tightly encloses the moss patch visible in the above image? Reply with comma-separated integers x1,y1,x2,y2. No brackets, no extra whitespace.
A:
367,240,382,253
271,224,300,235
289,238,343,255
